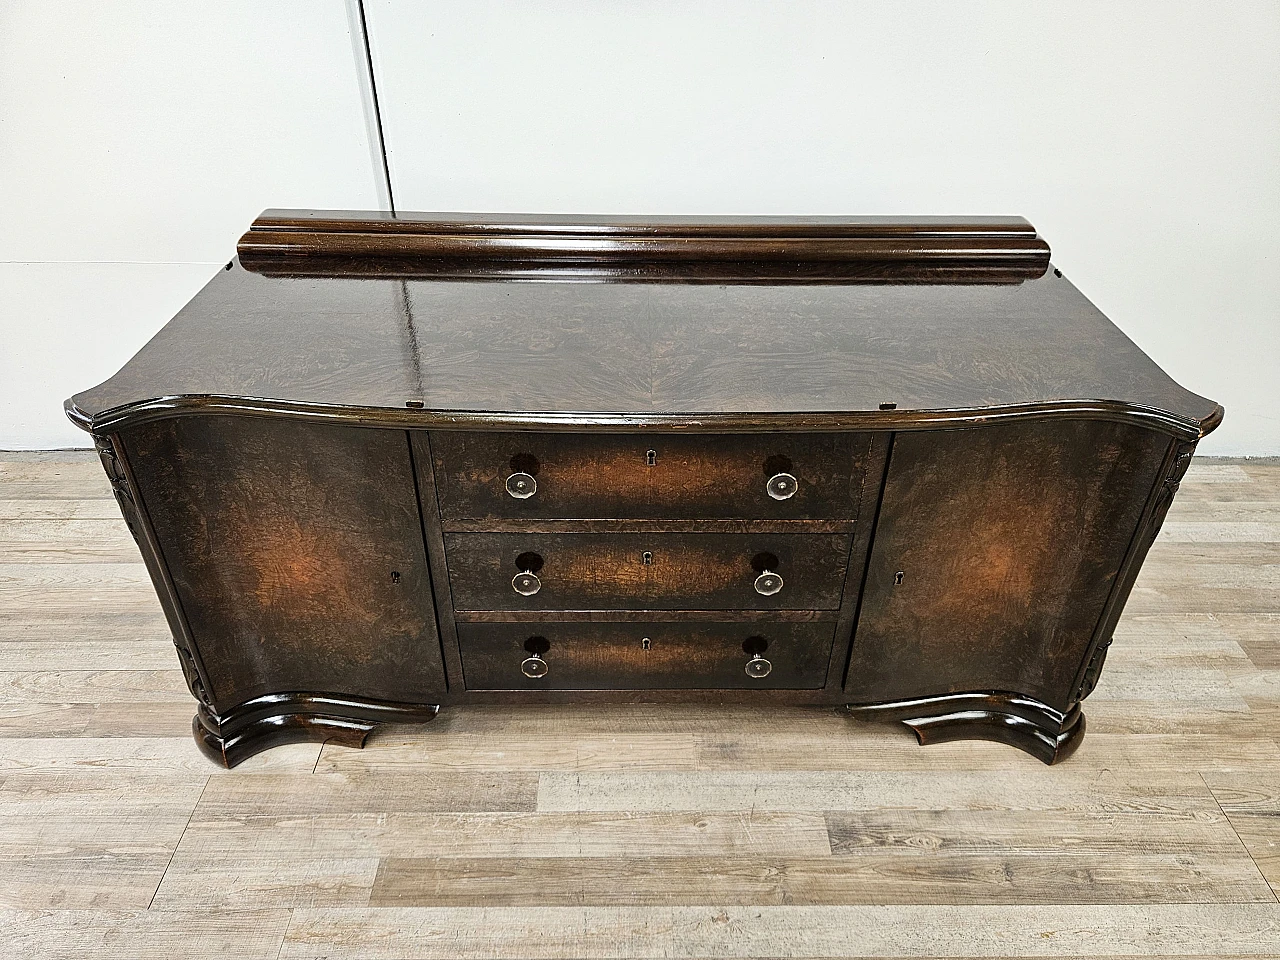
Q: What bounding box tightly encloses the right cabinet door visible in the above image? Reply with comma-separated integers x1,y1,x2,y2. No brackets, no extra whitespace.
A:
845,419,1169,712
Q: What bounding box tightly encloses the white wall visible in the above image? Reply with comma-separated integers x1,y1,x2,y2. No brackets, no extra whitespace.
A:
3,1,1277,454
365,0,1279,456
0,1,381,448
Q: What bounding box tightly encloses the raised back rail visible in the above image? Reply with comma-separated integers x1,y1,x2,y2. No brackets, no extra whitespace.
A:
237,210,1051,283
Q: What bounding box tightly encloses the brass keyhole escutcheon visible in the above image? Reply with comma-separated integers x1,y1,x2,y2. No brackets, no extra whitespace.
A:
894,570,905,585
641,637,651,651
642,551,653,565
645,449,657,466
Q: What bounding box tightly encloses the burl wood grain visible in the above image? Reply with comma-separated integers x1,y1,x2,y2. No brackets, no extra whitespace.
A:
846,419,1170,712
56,212,1224,767
69,258,1220,437
120,417,446,711
428,432,870,523
443,532,853,613
458,621,835,690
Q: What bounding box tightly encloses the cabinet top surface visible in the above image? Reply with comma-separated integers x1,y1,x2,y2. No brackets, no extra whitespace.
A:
69,213,1220,438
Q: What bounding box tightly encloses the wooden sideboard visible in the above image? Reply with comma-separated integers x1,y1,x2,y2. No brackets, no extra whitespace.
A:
66,211,1222,767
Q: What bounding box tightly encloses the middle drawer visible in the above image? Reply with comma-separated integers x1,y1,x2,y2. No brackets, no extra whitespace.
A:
444,532,852,612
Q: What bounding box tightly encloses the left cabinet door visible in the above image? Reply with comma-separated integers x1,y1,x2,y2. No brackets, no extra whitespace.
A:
120,416,446,712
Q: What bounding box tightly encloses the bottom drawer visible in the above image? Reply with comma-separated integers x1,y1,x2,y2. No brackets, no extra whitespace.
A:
458,621,835,690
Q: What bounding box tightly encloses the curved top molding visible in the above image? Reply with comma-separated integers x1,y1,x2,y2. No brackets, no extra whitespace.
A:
64,394,1222,442
237,209,1052,283
69,209,1221,444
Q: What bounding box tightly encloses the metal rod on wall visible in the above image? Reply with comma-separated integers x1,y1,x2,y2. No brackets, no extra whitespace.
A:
346,0,396,214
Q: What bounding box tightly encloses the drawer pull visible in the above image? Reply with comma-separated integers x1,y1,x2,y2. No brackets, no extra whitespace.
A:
754,569,784,596
513,552,543,596
743,636,772,678
521,654,549,678
767,471,798,500
505,472,537,499
512,570,541,596
521,636,550,678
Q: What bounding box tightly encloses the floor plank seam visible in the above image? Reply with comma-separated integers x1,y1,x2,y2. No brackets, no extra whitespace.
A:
146,773,209,911
276,907,298,960
1200,770,1280,905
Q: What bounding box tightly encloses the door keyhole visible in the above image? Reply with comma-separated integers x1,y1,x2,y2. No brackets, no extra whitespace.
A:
641,637,651,651
894,570,905,586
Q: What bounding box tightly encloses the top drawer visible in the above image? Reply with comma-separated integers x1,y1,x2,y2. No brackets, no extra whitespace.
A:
428,432,870,523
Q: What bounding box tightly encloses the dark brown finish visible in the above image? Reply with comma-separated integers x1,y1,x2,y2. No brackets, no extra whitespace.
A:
236,210,1052,282
825,431,892,696
120,416,447,712
443,532,852,613
458,622,834,691
845,693,1085,765
67,234,1221,443
94,433,217,715
1069,437,1198,703
430,431,870,522
64,210,1223,767
409,431,467,694
193,693,441,768
844,419,1169,713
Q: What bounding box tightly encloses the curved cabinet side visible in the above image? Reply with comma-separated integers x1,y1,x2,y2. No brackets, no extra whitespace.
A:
113,415,447,765
1069,436,1198,706
93,433,219,717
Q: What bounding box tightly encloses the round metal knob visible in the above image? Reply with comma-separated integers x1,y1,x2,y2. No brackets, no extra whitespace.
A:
767,472,798,501
505,472,536,499
745,655,773,679
521,655,549,678
754,569,784,596
512,571,541,596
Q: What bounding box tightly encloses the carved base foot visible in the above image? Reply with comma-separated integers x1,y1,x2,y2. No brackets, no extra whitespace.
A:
193,693,440,768
846,692,1085,765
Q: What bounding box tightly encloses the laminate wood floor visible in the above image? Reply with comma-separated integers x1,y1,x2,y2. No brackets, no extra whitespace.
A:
1,451,1277,959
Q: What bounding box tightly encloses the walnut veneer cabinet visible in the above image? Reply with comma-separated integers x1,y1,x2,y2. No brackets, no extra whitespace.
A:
66,211,1222,767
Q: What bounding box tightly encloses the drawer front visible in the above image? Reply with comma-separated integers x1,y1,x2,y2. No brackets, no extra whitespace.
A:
429,432,869,522
444,533,851,611
459,621,835,690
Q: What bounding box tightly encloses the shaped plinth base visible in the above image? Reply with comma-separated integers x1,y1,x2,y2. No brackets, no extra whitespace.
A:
194,693,440,768
846,692,1085,765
